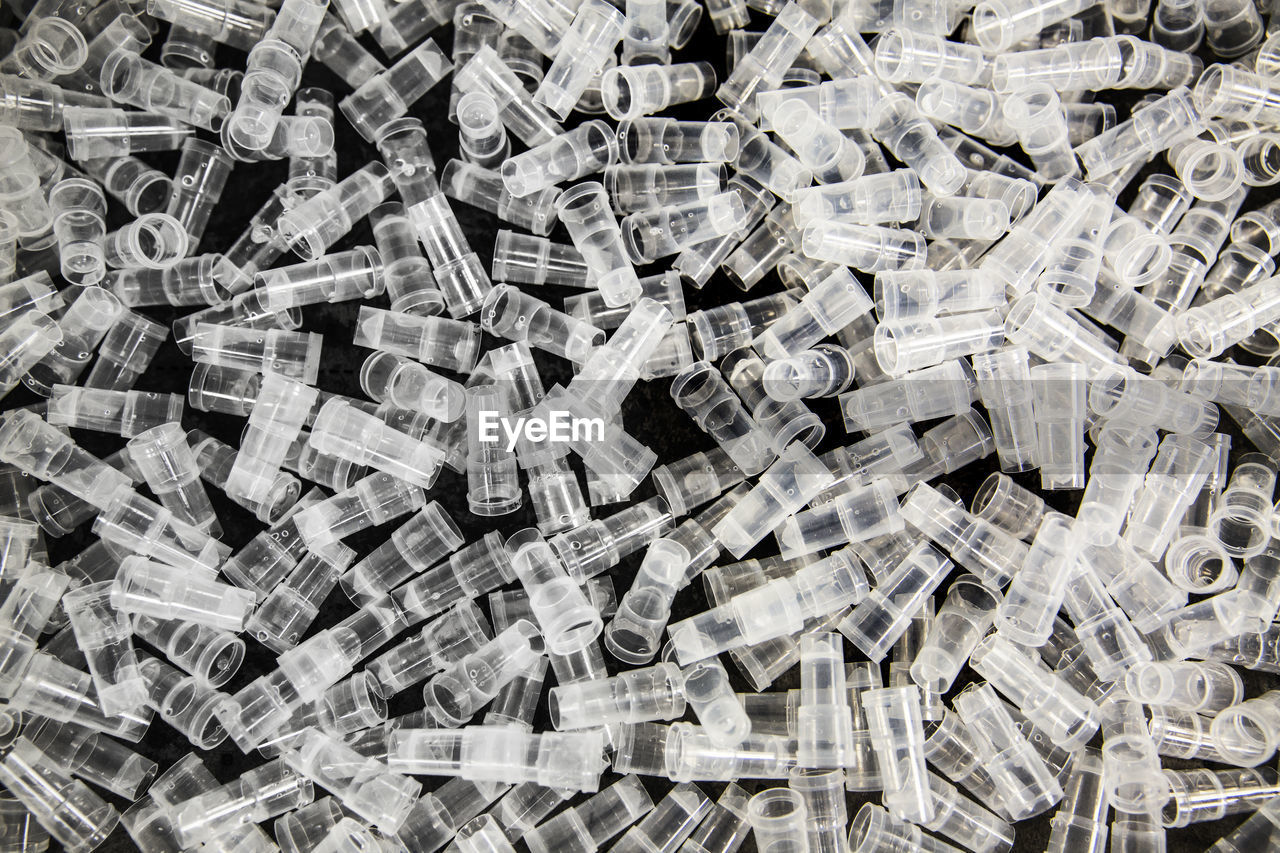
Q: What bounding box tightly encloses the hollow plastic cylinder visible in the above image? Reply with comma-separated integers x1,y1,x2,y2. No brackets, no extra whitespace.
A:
111,556,256,631
556,181,642,308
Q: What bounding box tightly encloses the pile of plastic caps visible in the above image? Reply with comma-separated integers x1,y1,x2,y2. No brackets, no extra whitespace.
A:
11,0,1280,848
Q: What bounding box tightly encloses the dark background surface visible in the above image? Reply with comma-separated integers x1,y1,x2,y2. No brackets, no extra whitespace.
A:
0,1,1276,850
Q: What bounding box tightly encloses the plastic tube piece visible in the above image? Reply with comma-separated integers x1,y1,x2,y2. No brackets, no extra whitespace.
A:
622,193,747,264
274,797,346,853
1177,274,1280,357
223,37,303,155
611,782,712,853
127,422,218,536
457,92,510,170
874,310,1004,377
1075,87,1203,180
533,0,624,119
62,580,147,716
1042,747,1106,853
453,45,564,148
48,177,106,285
861,685,933,824
680,657,751,749
712,442,834,558
99,48,229,132
61,105,194,162
506,527,603,654
745,788,808,853
339,39,452,142
101,214,189,271
23,717,156,801
1124,660,1243,715
133,654,228,749
775,482,905,560
1162,767,1280,828
292,471,425,550
480,285,603,363
716,2,820,117
970,633,1101,751
556,181,642,307
276,161,393,261
620,0,669,64
874,269,1004,324
93,486,230,577
0,17,86,80
602,62,717,123
190,322,321,385
275,729,415,835
873,28,989,85
619,119,739,167
222,373,315,510
23,285,123,394
339,500,463,603
365,601,491,697
515,773,653,853
146,0,275,51
4,648,151,742
111,257,229,309
255,247,385,310
309,397,445,489
802,221,927,273
664,723,795,782
245,553,348,653
990,514,1079,647
451,814,518,853
390,530,515,624
0,740,120,853
83,310,166,392
0,272,61,323
670,550,865,666
422,619,543,725
0,409,131,511
839,358,977,433
910,574,1002,694
848,803,963,853
389,725,606,793
795,631,853,770
368,202,444,316
111,556,256,631
131,613,244,688
670,361,775,477
754,267,873,360
0,312,61,400
761,344,856,403
1003,85,1078,183
678,783,750,853
355,307,481,374
1122,433,1216,560
964,348,1036,474
491,783,572,842
916,80,1014,148
1207,690,1280,766
0,519,42,580
550,662,684,730
0,128,52,242
492,230,592,288
953,682,1063,820
605,539,691,665
838,539,952,663
567,271,686,331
